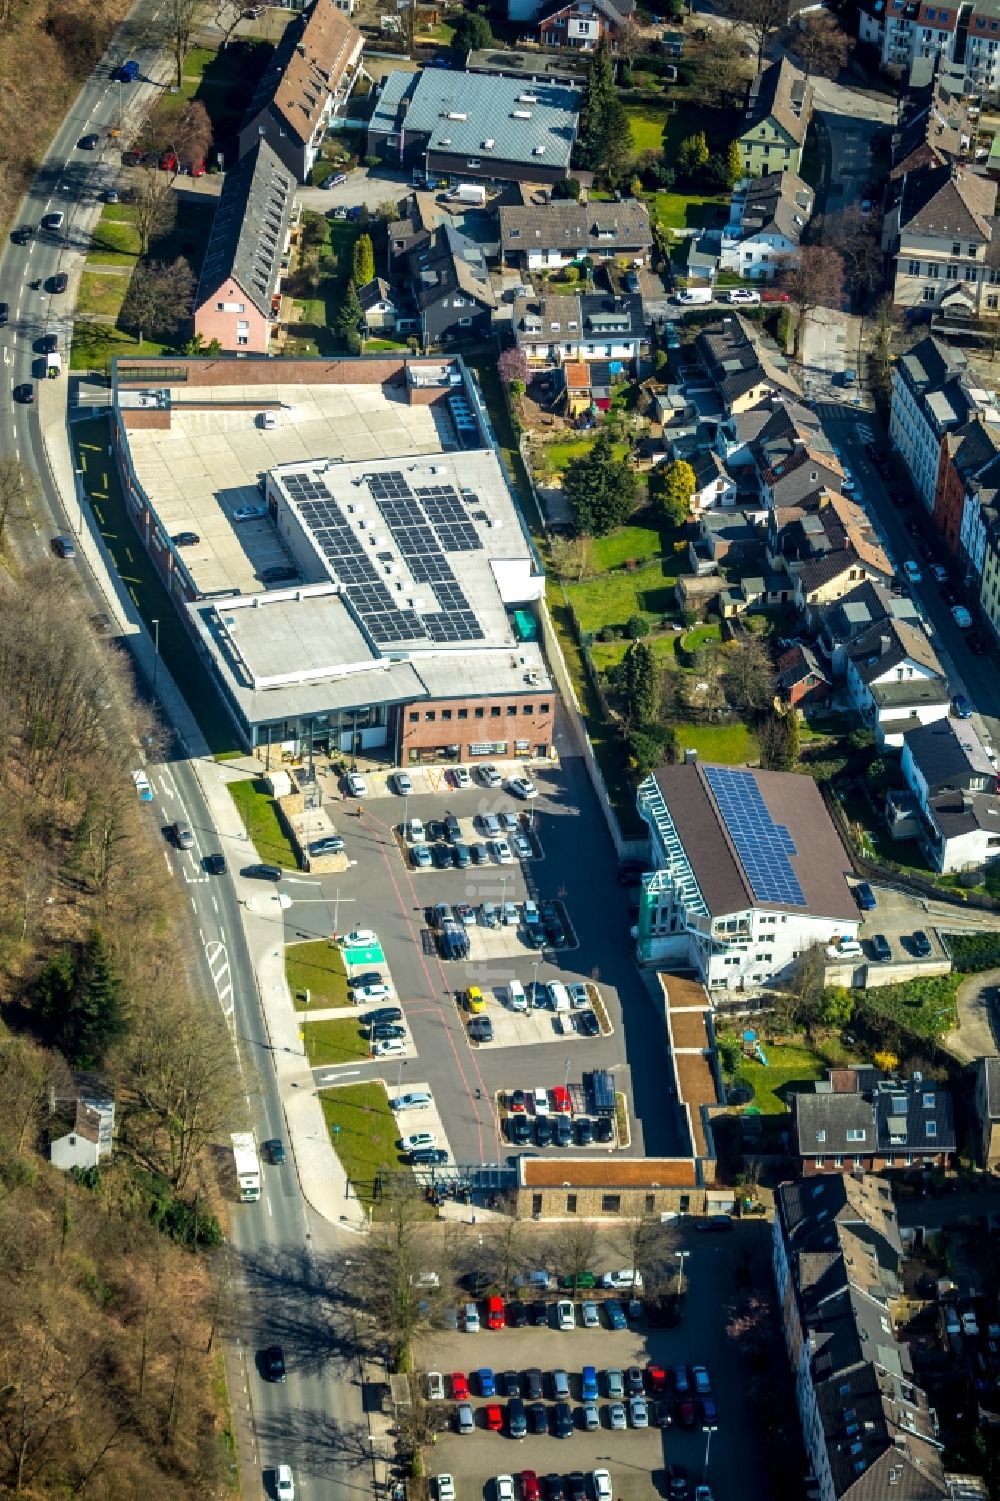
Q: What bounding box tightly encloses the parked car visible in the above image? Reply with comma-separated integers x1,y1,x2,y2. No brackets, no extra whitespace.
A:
853,882,876,911
951,694,973,719
910,930,932,957
870,933,892,962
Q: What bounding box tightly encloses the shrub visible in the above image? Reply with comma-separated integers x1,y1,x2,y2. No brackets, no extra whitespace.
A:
364,155,380,168
946,932,1000,972
625,613,649,639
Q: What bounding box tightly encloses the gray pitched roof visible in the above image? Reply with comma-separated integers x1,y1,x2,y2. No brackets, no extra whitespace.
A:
846,618,944,685
696,315,800,406
514,291,581,340
408,223,496,311
197,140,295,316
736,170,814,246
899,163,997,240
371,69,580,171
498,198,652,257
358,277,393,311
743,57,813,147
795,1091,875,1157
580,292,645,339
903,715,996,786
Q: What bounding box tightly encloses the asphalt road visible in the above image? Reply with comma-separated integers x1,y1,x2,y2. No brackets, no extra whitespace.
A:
816,401,1000,722
283,718,687,1166
0,9,366,1499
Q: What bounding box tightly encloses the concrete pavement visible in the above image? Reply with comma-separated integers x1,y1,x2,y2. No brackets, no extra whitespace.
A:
943,970,1000,1064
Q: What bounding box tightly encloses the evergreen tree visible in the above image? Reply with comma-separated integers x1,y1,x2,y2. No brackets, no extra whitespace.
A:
620,639,660,726
449,9,494,58
337,280,363,354
726,140,743,186
352,232,375,287
563,432,636,537
575,39,634,181
34,930,127,1068
676,131,709,180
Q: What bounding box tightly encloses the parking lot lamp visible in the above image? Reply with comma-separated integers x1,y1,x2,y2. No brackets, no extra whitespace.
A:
675,1249,689,1299
702,1423,717,1481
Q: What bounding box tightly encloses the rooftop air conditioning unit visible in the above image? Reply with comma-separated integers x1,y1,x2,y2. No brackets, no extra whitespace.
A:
533,145,546,155
409,597,427,611
486,515,503,527
384,563,398,576
439,136,451,145
518,92,538,102
357,518,367,528
370,533,385,547
446,111,467,120
512,109,532,119
483,138,495,149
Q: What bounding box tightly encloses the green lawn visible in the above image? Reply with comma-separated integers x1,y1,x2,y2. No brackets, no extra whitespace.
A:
304,1018,368,1066
590,524,670,570
86,212,141,265
286,941,350,1011
671,720,759,764
319,1082,405,1211
648,192,729,233
588,630,683,673
228,779,299,867
564,557,681,635
733,1042,826,1114
76,271,129,319
541,437,630,475
70,324,168,372
625,103,667,153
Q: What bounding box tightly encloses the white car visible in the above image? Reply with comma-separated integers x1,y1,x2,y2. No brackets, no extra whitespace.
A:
952,605,973,628
593,1472,612,1501
373,1038,406,1057
495,1479,514,1501
568,983,590,1010
405,818,425,843
903,560,923,584
427,1372,446,1401
581,1301,600,1328
532,1087,550,1116
479,764,502,788
346,772,368,796
490,839,513,864
727,288,760,305
275,1466,295,1500
233,503,267,522
629,1395,649,1428
507,776,537,800
399,1132,438,1153
353,982,393,1002
344,927,376,946
602,1268,644,1290
556,1300,575,1330
395,771,413,795
392,1091,432,1112
452,766,472,789
437,1477,456,1501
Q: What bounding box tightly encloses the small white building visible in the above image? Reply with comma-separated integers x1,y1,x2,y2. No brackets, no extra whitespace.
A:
844,618,950,747
720,172,813,281
900,716,1000,873
635,759,858,992
50,1095,115,1172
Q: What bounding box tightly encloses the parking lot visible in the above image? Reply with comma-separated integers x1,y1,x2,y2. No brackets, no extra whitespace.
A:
281,740,686,1164
414,1220,776,1501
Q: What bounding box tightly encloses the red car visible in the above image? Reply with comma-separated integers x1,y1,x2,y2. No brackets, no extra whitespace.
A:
485,1404,503,1432
187,159,206,177
451,1372,469,1401
761,289,790,302
550,1085,571,1115
159,151,178,171
676,1397,696,1428
487,1295,506,1330
646,1363,667,1394
520,1474,541,1501
508,1088,527,1114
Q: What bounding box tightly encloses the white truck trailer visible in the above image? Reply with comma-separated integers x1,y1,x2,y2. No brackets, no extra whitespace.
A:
231,1132,261,1202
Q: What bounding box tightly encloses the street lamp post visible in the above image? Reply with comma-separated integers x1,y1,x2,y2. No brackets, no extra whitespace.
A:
151,617,160,693
702,1423,717,1482
675,1249,689,1299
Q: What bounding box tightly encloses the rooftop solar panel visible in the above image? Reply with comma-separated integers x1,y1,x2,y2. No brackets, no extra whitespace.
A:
703,766,807,908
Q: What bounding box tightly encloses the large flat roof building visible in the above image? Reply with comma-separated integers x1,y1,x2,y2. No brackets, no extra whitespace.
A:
111,356,551,760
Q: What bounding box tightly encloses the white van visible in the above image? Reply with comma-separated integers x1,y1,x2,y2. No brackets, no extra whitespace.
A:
259,410,278,429
464,1302,480,1332
508,980,527,1012
826,938,863,959
676,286,712,305
547,981,571,1013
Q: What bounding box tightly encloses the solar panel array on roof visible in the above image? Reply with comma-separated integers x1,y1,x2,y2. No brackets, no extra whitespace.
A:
364,471,484,643
703,765,807,908
415,484,482,552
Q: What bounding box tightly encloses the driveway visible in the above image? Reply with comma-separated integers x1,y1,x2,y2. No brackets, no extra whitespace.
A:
296,164,412,216
943,970,1000,1063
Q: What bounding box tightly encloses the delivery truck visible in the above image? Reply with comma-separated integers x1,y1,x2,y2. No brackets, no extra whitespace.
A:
451,183,487,206
46,352,61,378
231,1132,261,1202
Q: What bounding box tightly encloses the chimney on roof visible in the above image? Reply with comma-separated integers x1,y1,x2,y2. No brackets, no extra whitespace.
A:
880,633,891,654
684,749,698,765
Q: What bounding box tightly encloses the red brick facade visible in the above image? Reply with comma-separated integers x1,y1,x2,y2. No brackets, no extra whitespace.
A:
933,443,965,559
398,693,554,765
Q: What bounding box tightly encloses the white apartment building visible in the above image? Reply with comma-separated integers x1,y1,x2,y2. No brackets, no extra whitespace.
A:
635,760,858,992
888,334,974,511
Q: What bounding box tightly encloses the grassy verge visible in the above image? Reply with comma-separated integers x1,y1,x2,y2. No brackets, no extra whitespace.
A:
76,270,129,319
72,418,240,751
286,940,350,1010
86,210,141,265
563,557,680,635
228,779,298,867
71,324,167,372
303,1017,368,1066
319,1082,405,1212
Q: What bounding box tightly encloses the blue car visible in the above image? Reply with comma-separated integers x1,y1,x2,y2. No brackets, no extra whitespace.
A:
952,694,973,720
605,1300,627,1330
478,1368,495,1397
581,1366,598,1401
853,882,876,912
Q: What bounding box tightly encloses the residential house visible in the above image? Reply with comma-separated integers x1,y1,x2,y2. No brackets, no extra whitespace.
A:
513,292,581,362
975,1056,1000,1167
866,0,959,77
193,141,296,354
498,198,652,272
237,0,363,182
888,61,976,182
578,293,646,360
465,47,590,88
889,334,977,512
716,403,777,467
678,447,738,514
719,572,796,616
738,58,813,178
844,617,950,745
687,507,766,575
388,193,452,279
635,759,858,989
359,278,401,334
536,0,635,51
900,716,1000,871
750,401,845,507
980,515,1000,643
810,579,921,675
721,172,814,281
368,69,581,187
768,493,895,608
934,413,1000,558
50,1087,115,1173
408,225,496,347
772,1172,977,1501
695,315,801,415
793,1070,956,1176
885,163,1000,327
959,448,1000,586
777,643,831,707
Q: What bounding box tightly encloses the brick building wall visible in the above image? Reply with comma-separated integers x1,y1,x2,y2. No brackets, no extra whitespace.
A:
193,278,272,355
933,447,965,559
398,692,555,764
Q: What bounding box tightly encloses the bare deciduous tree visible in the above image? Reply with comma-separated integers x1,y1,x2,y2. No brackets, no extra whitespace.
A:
131,167,177,256
557,1223,597,1288
795,11,851,80
778,245,846,357
156,0,201,89
0,457,38,552
718,0,789,72
214,0,243,47
121,257,194,344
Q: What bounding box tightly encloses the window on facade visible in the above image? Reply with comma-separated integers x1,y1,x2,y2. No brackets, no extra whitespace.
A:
459,317,472,327
968,245,977,256
457,708,468,719
927,263,939,279
846,1129,866,1142
532,1194,542,1216
645,1194,656,1212
815,1157,825,1167
425,710,436,721
946,264,959,279
441,709,452,720
540,703,550,713
567,1194,578,1213
922,287,936,302
601,1194,621,1214
507,706,518,716
834,1155,844,1167
952,242,961,255
475,707,485,718
490,706,501,717
408,711,419,722
966,265,978,281
907,260,920,275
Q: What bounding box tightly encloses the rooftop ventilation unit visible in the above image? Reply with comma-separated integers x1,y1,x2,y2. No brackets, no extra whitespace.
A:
446,111,467,120
533,144,546,155
518,92,538,102
439,136,451,145
483,138,495,149
409,596,427,611
512,109,532,119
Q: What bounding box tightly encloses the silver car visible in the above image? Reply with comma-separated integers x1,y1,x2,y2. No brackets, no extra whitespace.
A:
606,1368,625,1399
583,1402,600,1431
608,1402,627,1431
629,1396,649,1429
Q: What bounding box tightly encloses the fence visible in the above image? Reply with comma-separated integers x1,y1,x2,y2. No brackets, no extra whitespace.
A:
822,785,1000,915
